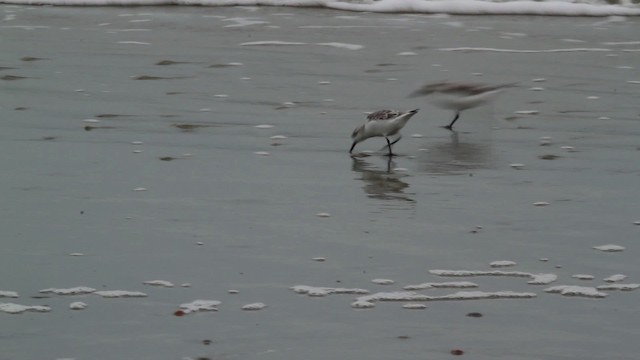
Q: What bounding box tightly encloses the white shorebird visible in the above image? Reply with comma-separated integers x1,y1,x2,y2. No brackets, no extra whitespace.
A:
409,81,514,130
350,109,419,156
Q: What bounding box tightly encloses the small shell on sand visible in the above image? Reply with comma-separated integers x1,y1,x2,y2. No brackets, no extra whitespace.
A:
510,163,525,169
533,201,550,206
316,212,331,218
254,151,270,156
312,257,326,262
132,187,147,191
255,124,274,129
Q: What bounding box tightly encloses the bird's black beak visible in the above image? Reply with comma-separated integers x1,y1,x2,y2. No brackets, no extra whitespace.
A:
409,108,419,113
349,141,358,154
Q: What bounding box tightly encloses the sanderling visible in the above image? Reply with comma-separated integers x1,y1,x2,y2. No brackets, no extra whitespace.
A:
409,81,514,130
350,109,419,156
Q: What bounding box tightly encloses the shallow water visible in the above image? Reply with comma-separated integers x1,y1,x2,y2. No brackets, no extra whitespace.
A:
1,6,640,360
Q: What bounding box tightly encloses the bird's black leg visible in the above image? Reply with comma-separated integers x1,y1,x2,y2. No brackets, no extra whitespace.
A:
389,134,402,146
385,137,394,157
349,141,357,154
444,112,460,130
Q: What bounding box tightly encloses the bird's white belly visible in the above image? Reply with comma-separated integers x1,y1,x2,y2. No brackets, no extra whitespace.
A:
430,90,501,111
366,120,400,137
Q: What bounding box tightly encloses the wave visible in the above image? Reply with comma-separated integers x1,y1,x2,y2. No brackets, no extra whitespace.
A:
2,0,640,17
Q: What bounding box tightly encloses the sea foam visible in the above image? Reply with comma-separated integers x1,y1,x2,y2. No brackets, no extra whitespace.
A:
1,0,640,17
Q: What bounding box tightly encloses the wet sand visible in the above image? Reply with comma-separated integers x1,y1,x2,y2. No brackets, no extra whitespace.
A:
1,6,640,360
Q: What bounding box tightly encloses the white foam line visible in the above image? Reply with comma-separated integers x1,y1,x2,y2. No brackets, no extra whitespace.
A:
439,47,613,53
2,0,640,17
326,0,640,16
240,40,306,46
429,269,557,285
0,303,51,314
603,41,640,46
356,290,537,303
117,41,151,45
240,40,363,50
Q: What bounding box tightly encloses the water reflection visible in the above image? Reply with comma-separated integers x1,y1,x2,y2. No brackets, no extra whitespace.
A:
419,131,494,175
351,157,415,203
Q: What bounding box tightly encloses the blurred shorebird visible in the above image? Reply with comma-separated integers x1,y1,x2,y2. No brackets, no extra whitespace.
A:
350,109,419,156
409,81,514,130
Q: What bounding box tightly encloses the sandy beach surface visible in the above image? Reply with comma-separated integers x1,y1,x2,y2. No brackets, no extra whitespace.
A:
2,5,640,360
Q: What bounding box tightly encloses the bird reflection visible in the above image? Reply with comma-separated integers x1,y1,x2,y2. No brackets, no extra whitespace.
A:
419,131,494,175
351,157,415,203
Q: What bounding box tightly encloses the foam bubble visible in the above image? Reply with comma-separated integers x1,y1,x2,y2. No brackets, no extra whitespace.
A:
94,290,148,298
593,244,625,252
0,303,51,314
143,280,175,288
179,300,221,313
351,300,375,309
371,279,395,285
572,274,595,280
40,287,96,295
429,269,557,285
597,283,639,291
69,302,87,310
403,281,478,291
291,285,369,297
402,303,427,310
544,285,607,298
490,260,517,268
242,302,267,311
604,274,627,283
0,291,19,298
